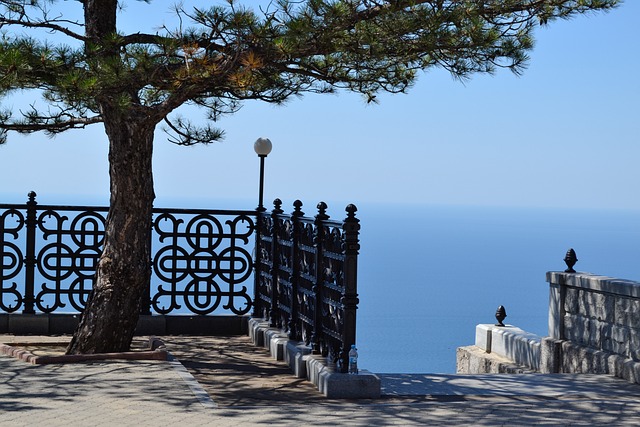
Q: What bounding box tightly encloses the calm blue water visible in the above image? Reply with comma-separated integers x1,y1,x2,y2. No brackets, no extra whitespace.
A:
354,204,640,374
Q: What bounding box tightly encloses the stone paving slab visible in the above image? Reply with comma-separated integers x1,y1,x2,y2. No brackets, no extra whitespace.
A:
0,356,211,426
2,335,640,426
379,373,640,399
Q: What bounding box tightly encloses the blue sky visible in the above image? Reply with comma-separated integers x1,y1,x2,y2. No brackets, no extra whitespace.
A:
1,1,638,212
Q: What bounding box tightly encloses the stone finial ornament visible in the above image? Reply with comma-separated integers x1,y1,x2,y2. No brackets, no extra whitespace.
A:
564,248,578,273
495,305,507,327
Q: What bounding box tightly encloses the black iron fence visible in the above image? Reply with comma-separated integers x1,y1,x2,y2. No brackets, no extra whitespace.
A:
0,194,360,368
0,192,255,315
253,199,360,372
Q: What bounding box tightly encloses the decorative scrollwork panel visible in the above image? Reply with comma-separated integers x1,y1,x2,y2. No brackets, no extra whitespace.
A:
0,209,25,312
151,212,254,315
35,210,105,313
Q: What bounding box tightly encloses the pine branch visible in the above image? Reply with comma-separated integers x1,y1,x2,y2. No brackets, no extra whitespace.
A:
162,116,224,145
0,2,86,42
0,107,102,134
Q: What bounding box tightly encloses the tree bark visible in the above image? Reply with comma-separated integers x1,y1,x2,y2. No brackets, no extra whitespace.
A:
66,108,155,354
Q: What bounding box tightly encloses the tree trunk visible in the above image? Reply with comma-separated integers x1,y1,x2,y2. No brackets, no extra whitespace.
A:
66,108,155,354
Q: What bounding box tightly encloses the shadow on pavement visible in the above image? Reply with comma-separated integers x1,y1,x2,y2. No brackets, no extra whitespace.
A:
161,335,328,406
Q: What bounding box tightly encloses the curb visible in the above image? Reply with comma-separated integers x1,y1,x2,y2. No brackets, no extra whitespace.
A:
0,337,168,364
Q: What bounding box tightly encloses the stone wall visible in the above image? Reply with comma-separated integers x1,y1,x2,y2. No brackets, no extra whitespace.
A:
547,272,640,359
457,272,640,385
545,272,640,382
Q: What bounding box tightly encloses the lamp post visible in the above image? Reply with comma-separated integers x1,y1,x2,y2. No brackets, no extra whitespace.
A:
254,137,272,211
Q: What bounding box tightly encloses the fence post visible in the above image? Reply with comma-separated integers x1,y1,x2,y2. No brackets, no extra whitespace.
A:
340,204,360,372
252,208,264,318
269,199,283,327
22,191,37,314
288,200,304,340
311,202,329,354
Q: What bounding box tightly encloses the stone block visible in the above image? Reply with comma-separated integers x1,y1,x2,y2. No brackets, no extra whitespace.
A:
456,346,472,374
269,336,288,361
285,341,312,378
587,319,605,350
467,349,491,373
564,315,590,346
548,283,564,339
248,318,269,346
607,353,625,379
306,354,327,387
603,325,629,357
579,291,614,323
559,341,610,375
319,369,381,399
475,324,492,352
629,332,640,361
564,287,580,315
621,359,640,384
585,349,609,374
264,328,288,353
560,341,582,373
540,337,561,374
615,297,640,328
306,355,380,399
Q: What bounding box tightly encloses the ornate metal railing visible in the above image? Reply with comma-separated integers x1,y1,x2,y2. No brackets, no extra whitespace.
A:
0,192,255,315
253,199,360,373
1,193,361,369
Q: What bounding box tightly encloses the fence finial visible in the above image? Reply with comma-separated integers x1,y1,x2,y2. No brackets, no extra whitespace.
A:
316,201,329,220
564,248,578,273
345,204,358,221
272,198,283,214
495,305,507,327
292,200,304,217
27,191,37,203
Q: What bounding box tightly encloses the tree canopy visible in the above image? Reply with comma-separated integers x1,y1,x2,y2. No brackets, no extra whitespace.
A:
0,0,620,145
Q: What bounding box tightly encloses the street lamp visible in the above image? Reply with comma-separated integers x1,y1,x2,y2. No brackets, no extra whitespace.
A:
254,137,272,211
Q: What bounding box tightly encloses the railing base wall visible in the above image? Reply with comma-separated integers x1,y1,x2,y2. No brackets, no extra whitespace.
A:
456,345,537,374
457,324,541,374
0,314,249,336
248,317,380,399
457,273,640,386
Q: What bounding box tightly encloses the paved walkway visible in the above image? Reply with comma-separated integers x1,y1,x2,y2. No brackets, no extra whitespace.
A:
2,335,640,426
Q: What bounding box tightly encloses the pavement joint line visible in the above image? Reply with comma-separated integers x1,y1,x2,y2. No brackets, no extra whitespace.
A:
166,351,219,410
